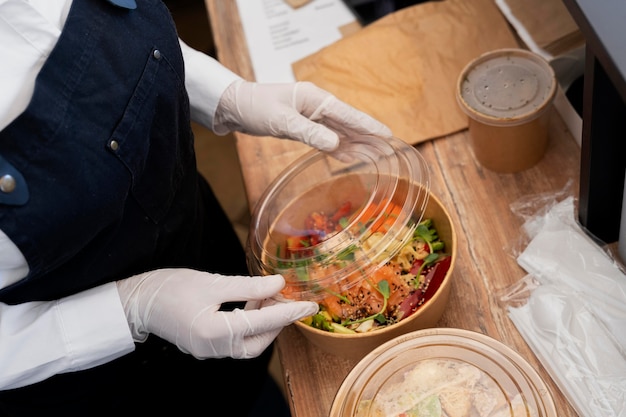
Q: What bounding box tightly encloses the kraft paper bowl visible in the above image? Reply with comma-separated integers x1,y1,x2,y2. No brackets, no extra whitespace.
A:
247,135,457,361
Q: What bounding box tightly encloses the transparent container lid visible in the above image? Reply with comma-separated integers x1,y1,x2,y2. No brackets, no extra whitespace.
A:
246,135,430,302
331,328,557,417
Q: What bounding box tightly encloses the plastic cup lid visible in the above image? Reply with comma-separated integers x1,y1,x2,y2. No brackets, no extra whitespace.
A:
457,48,557,126
246,135,430,302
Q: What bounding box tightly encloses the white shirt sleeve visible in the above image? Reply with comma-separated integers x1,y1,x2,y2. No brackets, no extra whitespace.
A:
180,39,242,131
0,283,135,390
0,231,135,391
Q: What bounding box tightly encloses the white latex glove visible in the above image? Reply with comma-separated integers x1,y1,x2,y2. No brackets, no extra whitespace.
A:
115,269,318,359
213,80,392,151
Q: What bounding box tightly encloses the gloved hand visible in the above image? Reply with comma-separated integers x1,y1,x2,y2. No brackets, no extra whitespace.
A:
213,80,392,151
115,269,318,359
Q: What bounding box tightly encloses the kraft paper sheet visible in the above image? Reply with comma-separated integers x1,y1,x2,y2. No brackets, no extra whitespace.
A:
292,0,519,145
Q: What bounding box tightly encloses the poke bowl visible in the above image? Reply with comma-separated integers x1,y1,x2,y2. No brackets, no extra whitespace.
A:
330,328,557,417
246,135,457,361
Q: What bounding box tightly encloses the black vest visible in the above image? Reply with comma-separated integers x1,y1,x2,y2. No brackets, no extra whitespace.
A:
0,0,246,304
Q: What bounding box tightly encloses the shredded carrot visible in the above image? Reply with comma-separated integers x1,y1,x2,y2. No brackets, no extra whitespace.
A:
353,199,403,233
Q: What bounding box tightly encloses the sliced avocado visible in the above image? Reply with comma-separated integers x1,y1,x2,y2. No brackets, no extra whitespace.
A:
404,395,442,417
330,322,356,334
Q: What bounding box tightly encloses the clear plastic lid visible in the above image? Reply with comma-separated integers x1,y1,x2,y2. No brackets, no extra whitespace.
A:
457,48,557,126
331,328,557,417
246,135,430,302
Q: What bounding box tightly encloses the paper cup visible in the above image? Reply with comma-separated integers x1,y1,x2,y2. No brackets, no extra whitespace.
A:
456,48,557,173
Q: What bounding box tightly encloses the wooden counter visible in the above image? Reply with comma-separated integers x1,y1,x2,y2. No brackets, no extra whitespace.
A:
204,1,581,415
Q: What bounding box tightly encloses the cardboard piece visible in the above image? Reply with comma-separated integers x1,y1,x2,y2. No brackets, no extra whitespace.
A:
496,0,583,58
292,0,519,144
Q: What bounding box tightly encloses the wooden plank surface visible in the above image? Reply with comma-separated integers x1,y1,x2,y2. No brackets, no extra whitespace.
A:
203,1,581,416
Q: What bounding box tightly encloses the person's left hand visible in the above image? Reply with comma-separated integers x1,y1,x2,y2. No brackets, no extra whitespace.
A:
213,80,392,151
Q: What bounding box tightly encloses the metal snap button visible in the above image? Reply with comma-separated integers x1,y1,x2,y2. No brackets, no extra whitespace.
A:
0,174,16,193
110,140,119,151
153,49,161,60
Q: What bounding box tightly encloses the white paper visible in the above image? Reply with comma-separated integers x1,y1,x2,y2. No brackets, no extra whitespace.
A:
235,0,356,82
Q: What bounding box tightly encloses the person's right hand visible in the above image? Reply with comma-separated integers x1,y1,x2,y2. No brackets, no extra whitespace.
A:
115,269,318,359
213,80,392,151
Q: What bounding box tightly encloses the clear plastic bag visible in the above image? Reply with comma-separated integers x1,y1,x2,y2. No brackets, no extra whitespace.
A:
498,181,626,417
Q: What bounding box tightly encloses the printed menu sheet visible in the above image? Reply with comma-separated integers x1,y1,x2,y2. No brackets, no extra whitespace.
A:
235,0,356,82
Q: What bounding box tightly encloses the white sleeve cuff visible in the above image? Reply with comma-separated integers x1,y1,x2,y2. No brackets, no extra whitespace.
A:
0,282,134,390
180,39,241,131
57,282,135,372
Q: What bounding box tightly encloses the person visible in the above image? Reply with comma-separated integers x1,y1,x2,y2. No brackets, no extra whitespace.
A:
0,0,392,415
